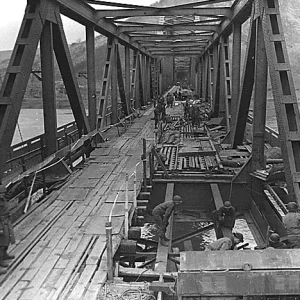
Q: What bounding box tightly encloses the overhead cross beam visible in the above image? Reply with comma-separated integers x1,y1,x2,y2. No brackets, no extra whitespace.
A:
119,24,220,33
95,7,232,19
57,0,151,56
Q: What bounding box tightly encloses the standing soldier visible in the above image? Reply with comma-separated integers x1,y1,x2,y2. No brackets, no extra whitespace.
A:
154,105,161,129
213,201,236,239
152,195,182,246
0,185,15,274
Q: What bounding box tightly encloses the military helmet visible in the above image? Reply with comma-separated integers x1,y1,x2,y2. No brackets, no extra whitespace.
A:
269,233,280,243
233,232,244,243
286,202,298,212
224,201,232,208
173,195,182,203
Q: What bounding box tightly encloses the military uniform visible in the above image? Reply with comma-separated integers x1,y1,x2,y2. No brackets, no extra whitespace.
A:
152,201,175,240
283,210,300,248
0,185,15,274
214,203,236,239
205,237,233,251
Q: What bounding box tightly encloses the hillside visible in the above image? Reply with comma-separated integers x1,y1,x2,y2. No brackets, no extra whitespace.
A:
0,0,300,97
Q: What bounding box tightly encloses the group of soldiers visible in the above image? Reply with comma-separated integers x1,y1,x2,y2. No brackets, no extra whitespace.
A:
183,99,211,126
152,195,300,250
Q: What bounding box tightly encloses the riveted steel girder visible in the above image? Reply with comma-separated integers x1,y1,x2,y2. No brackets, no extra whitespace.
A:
95,7,232,19
119,24,219,33
57,0,151,56
204,0,253,53
131,34,213,42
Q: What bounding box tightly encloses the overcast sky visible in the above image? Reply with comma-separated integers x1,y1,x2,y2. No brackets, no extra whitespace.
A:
0,0,157,51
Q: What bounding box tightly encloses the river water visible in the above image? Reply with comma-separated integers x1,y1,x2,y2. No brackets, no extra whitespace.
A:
12,109,74,145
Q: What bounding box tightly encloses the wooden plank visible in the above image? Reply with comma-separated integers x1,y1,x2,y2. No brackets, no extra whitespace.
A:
55,233,87,269
4,280,29,300
0,240,48,299
31,268,63,300
48,236,94,300
69,178,100,188
210,183,223,209
183,240,193,251
85,216,124,235
66,264,98,300
83,271,107,300
57,187,90,201
86,236,106,265
21,215,78,283
155,183,174,274
97,202,133,217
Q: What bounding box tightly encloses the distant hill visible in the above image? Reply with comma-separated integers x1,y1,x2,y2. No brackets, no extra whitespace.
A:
0,50,12,74
0,0,300,94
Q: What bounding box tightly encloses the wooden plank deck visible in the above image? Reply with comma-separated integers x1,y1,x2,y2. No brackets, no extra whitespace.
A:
0,107,154,300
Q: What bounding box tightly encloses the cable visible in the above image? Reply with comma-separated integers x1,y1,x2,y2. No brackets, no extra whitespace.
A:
134,268,150,282
10,97,25,144
120,289,156,300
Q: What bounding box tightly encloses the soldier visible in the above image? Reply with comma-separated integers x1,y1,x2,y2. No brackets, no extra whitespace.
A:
152,195,182,246
205,232,244,251
282,202,300,248
267,233,287,249
154,105,161,129
0,185,15,275
213,201,236,239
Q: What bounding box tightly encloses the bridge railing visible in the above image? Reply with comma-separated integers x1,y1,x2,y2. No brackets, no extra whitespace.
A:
3,104,135,183
4,121,79,183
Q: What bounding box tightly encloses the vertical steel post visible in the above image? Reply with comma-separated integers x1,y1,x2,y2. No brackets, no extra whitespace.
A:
142,138,147,191
134,167,137,210
230,22,242,143
252,16,268,171
125,173,129,239
86,25,97,131
125,46,131,114
41,21,57,157
111,41,118,124
106,221,113,281
149,151,153,186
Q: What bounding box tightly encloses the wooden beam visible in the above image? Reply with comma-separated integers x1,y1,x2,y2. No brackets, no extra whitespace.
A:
155,183,174,300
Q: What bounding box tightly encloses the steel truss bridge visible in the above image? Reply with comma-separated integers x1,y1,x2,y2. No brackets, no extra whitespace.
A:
1,0,300,298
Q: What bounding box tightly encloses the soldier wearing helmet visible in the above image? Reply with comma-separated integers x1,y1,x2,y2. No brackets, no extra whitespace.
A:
267,232,287,249
0,185,15,275
282,201,300,248
152,195,182,246
213,201,236,239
